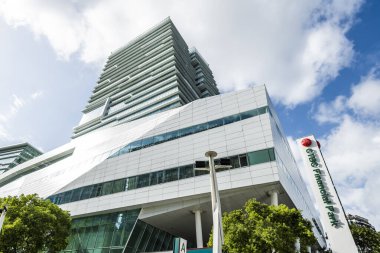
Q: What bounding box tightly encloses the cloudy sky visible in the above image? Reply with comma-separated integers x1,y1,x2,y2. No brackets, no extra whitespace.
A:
0,0,379,229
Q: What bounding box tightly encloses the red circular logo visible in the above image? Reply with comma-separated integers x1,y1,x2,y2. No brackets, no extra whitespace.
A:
301,138,312,147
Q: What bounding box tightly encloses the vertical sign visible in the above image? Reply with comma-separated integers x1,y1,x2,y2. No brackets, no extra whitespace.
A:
297,135,358,253
173,237,187,253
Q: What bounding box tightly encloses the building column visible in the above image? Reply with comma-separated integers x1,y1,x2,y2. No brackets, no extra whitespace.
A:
306,246,311,253
295,238,300,252
268,190,279,206
193,210,203,248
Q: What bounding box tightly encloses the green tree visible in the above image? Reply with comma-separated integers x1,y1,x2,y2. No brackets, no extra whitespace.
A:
350,223,380,253
0,194,71,253
208,199,316,253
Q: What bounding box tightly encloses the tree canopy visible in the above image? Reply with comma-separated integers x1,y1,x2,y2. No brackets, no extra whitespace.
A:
0,194,71,253
208,199,316,253
350,223,380,253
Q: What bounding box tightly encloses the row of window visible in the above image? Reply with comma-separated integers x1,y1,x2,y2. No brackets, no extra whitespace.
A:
48,148,275,205
108,106,269,158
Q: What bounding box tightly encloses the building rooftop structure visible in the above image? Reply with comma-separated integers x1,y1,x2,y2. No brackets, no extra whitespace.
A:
0,143,42,175
73,17,219,139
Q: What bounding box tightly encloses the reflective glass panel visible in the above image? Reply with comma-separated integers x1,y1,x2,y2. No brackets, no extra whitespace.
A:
239,154,248,167
112,179,126,193
153,134,165,144
240,109,258,120
248,149,270,165
119,144,131,155
127,177,138,190
269,148,276,161
179,165,194,179
178,126,194,137
141,137,154,148
257,106,268,114
101,181,114,196
71,188,82,202
207,118,223,129
192,123,208,133
150,171,164,186
129,140,142,152
223,114,241,124
80,185,94,200
229,155,240,169
137,174,150,188
164,168,178,182
164,130,178,141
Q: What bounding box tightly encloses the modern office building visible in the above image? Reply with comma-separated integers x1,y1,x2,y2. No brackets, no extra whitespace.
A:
0,143,42,175
0,18,326,253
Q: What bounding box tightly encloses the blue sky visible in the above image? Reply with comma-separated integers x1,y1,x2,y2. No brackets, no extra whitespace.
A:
0,0,379,230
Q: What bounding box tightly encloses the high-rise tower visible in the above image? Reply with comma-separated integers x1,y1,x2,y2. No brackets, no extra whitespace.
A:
73,18,219,138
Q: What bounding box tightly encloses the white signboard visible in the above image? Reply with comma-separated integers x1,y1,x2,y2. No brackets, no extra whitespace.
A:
297,135,358,253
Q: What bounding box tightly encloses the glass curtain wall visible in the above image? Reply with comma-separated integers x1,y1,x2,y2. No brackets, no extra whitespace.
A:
61,210,176,253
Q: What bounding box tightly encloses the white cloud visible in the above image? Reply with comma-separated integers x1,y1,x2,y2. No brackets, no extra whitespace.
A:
314,70,380,124
0,0,362,106
311,70,380,229
321,116,380,229
31,90,44,100
0,91,44,142
348,72,380,117
313,95,347,124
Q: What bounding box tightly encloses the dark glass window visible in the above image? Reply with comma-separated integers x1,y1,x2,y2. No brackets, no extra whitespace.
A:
91,184,103,198
164,168,178,182
71,188,82,202
269,148,276,161
164,131,178,141
54,194,63,205
113,178,127,193
192,123,208,133
62,191,73,204
248,149,270,165
229,155,240,169
101,181,114,196
137,174,150,188
257,106,268,114
129,140,142,152
127,177,138,190
208,118,223,129
153,134,166,144
195,169,209,177
223,114,241,124
119,144,131,155
240,109,258,120
179,126,194,137
150,171,164,186
179,165,194,179
141,137,154,148
80,185,94,200
239,154,248,167
145,227,159,252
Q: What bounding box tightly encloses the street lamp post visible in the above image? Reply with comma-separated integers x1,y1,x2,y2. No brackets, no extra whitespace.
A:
195,151,231,253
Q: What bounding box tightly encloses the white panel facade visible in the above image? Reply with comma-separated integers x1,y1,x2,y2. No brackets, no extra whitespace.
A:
0,85,326,250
